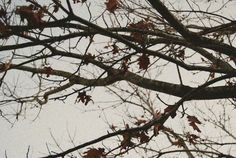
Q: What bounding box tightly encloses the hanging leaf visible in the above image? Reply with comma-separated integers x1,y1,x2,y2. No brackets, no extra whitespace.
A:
128,20,154,44
83,148,106,158
76,91,93,105
138,132,149,143
129,20,154,30
105,0,120,13
121,132,135,149
15,5,45,25
187,115,202,133
120,56,131,73
111,43,119,54
43,66,53,77
186,132,199,145
83,53,95,65
187,115,201,124
138,53,150,70
131,32,144,44
189,122,201,132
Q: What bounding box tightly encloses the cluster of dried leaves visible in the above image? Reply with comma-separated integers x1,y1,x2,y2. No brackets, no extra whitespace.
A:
76,91,93,105
15,4,46,25
119,125,150,150
128,19,154,45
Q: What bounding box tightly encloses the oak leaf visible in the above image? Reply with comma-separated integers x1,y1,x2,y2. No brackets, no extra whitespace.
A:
131,32,144,44
83,148,106,158
15,5,45,25
121,132,135,149
105,0,119,13
83,53,95,65
189,122,201,133
187,115,201,133
186,133,199,145
138,53,150,70
187,115,201,124
43,66,53,77
129,20,154,30
111,44,119,54
76,91,93,105
128,20,154,44
120,56,131,73
139,132,149,143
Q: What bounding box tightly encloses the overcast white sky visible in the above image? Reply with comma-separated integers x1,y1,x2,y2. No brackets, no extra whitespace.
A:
0,0,236,157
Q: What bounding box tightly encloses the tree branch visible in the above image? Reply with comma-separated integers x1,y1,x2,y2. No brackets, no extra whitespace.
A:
9,64,236,100
147,0,236,57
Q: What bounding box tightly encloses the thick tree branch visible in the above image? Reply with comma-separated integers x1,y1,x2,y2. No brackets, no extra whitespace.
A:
147,0,236,57
1,21,234,73
9,64,236,100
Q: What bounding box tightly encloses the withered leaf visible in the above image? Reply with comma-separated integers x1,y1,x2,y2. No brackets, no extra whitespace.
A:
138,53,150,70
112,44,119,54
105,0,119,13
76,91,93,105
187,115,201,133
187,115,201,124
83,148,105,158
139,132,149,143
187,133,199,145
43,66,53,77
121,132,135,149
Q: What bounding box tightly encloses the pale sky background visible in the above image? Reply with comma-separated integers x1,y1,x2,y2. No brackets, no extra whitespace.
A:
0,0,236,157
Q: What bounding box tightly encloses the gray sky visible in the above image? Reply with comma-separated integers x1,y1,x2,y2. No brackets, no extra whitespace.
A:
1,0,236,157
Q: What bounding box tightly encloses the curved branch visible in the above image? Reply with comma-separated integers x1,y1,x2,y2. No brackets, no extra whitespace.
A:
9,64,236,100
